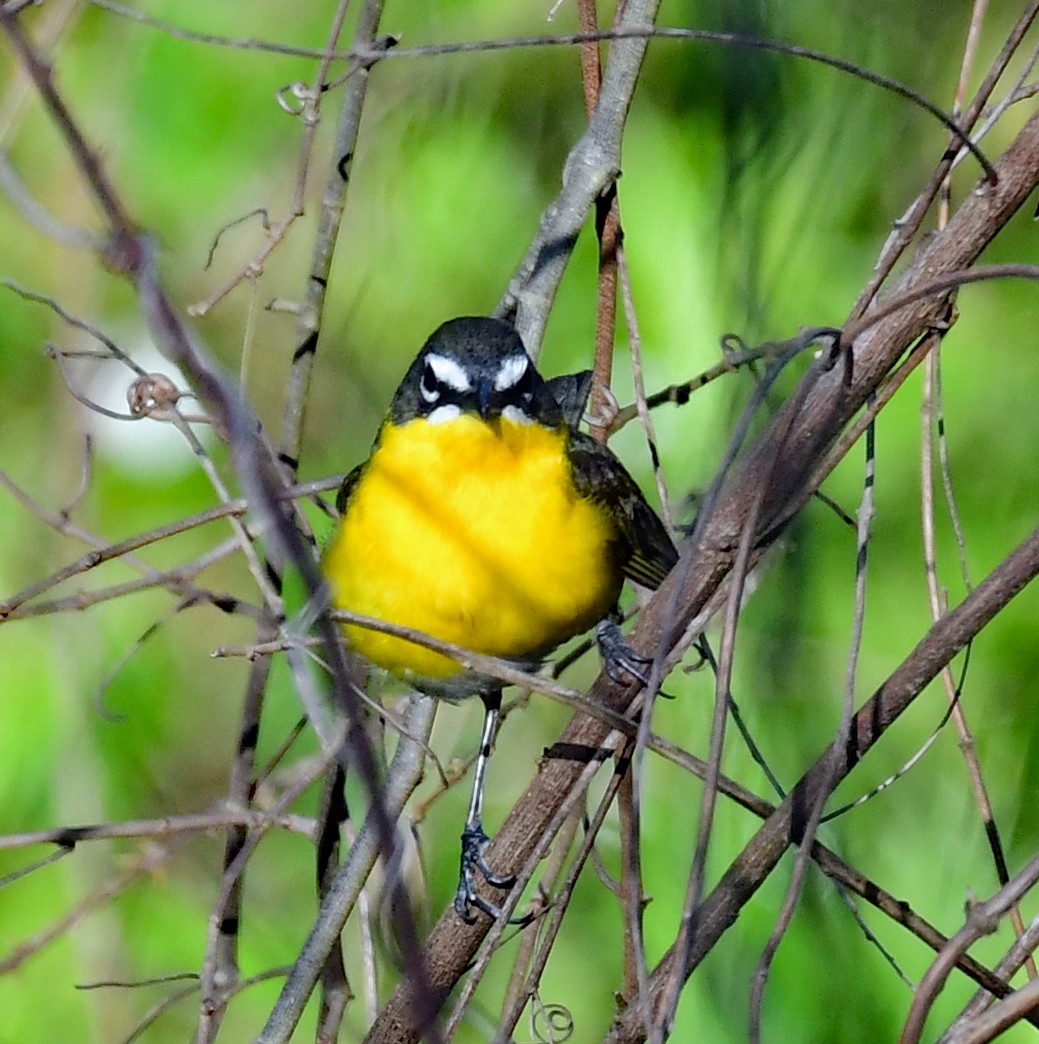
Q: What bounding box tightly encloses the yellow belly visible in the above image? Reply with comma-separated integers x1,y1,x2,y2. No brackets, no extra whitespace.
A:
323,414,621,683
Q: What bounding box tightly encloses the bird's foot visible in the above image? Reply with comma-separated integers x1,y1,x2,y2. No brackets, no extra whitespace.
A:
453,823,516,923
595,617,652,685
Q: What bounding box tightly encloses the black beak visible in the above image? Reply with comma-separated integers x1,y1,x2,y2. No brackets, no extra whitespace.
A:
477,379,494,419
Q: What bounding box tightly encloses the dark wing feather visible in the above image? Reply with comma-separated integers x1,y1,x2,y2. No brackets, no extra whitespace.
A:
567,431,678,590
545,370,594,429
335,462,365,515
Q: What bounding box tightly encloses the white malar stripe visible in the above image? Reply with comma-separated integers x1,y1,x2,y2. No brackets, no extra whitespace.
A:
501,404,534,425
425,352,472,392
494,354,529,391
426,403,463,425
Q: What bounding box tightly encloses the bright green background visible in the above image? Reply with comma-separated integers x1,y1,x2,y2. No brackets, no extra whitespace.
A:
3,1,1039,1041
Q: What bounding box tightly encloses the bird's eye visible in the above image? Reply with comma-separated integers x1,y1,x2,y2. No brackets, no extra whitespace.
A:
420,361,440,403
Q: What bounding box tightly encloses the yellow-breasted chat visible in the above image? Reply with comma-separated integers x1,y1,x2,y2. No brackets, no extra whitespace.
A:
323,315,677,919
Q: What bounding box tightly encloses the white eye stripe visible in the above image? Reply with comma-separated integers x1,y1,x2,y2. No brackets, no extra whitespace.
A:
425,352,472,393
494,354,529,391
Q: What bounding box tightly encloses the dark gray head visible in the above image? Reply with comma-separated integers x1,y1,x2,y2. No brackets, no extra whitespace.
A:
389,317,564,428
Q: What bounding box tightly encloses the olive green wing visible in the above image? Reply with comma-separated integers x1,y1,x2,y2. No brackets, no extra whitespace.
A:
567,430,678,590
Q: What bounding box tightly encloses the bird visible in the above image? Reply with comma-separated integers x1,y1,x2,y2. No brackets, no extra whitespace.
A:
323,315,677,921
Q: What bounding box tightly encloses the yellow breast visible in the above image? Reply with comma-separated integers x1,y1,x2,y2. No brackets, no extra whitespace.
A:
323,414,622,683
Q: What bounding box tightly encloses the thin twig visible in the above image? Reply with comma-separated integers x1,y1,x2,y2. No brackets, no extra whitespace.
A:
749,409,875,1042
900,851,1039,1044
0,475,339,617
942,913,1039,1038
0,839,185,975
940,975,1039,1044
607,523,1039,1042
496,0,664,356
576,0,622,443
618,246,676,534
656,341,815,1036
0,806,315,854
278,0,385,469
193,8,360,1031
492,753,632,1042
256,695,436,1043
850,0,1039,320
922,1,1037,983
0,466,257,621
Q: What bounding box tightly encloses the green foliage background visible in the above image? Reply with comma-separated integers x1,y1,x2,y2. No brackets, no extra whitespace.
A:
2,1,1039,1040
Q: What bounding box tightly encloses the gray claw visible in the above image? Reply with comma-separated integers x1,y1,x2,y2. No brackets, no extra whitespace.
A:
595,618,651,684
454,824,515,922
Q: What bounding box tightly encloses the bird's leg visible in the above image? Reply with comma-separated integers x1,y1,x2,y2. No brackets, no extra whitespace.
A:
454,690,516,922
595,615,653,685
